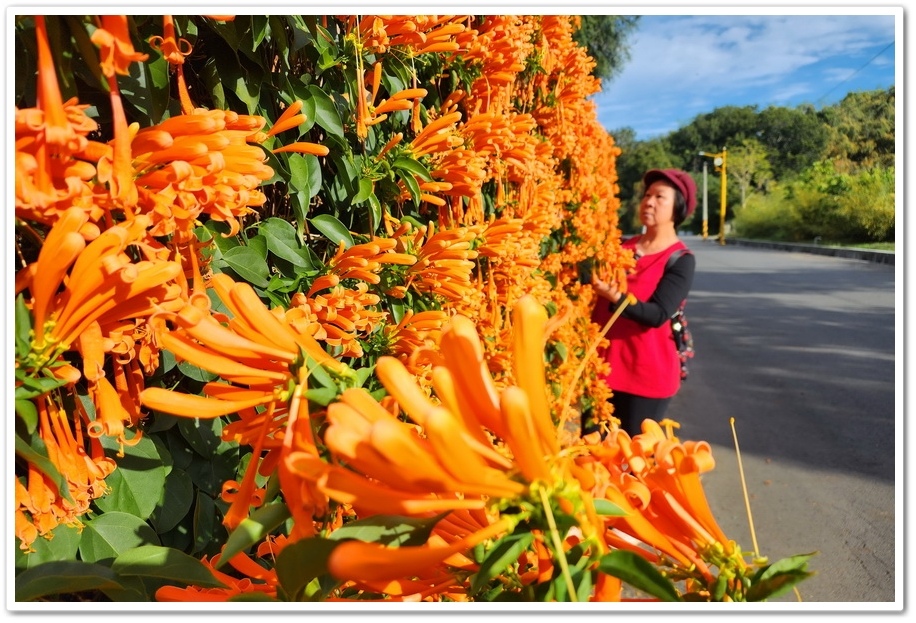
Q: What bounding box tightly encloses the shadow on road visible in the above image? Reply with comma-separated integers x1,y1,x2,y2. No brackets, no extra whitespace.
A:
669,264,895,484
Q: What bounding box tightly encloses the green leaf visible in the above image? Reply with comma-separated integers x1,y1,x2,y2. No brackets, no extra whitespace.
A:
177,359,219,382
392,156,433,181
329,151,360,198
15,561,125,602
96,435,167,519
275,537,339,601
593,498,627,516
14,369,67,400
204,219,240,253
216,503,292,569
288,153,322,200
307,84,343,138
471,531,533,594
367,192,382,234
260,217,310,268
597,549,681,602
199,57,227,108
305,353,338,389
192,490,224,556
250,14,270,49
186,442,239,498
397,169,422,205
228,69,261,114
303,387,339,406
112,545,226,588
329,513,447,547
746,552,817,602
78,512,161,564
15,399,38,435
354,365,374,388
15,522,82,572
145,55,170,123
247,232,269,259
291,190,311,238
178,415,224,459
149,467,194,534
352,177,373,204
309,214,354,248
15,293,32,358
221,245,271,288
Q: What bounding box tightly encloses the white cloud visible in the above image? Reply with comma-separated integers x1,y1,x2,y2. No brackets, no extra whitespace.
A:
595,13,896,139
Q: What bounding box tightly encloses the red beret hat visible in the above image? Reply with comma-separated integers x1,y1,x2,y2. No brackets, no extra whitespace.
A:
643,169,697,217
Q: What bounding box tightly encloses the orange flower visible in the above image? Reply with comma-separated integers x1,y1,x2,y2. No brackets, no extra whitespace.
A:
382,309,449,372
289,284,386,358
15,18,100,224
327,515,515,585
401,223,479,301
131,108,274,240
90,15,148,77
15,396,117,551
155,551,277,602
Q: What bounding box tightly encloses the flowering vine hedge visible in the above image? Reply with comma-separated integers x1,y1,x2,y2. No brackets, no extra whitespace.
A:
13,15,813,603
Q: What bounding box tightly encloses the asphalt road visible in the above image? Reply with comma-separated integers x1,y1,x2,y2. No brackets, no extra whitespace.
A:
667,237,899,606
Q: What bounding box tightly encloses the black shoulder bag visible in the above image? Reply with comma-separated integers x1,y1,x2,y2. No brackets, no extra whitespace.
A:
666,249,694,380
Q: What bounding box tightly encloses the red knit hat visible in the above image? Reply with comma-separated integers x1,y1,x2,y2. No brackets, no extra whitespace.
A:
643,169,697,218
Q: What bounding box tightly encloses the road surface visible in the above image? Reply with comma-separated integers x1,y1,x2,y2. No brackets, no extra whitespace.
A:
668,237,899,606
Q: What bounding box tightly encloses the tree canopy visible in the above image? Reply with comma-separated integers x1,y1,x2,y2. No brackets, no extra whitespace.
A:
572,15,640,82
609,87,895,242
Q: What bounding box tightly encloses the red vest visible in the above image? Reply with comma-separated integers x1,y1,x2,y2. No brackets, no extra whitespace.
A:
592,238,688,399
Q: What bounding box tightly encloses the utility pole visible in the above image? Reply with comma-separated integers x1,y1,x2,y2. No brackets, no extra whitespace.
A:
699,148,728,245
701,159,708,240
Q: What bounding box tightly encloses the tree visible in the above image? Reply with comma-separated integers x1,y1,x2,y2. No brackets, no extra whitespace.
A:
820,87,895,171
756,104,829,179
727,138,774,209
572,16,640,82
610,131,678,233
667,105,760,167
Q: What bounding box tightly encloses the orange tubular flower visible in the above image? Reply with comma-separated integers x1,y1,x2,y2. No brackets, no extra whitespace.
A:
327,515,515,585
131,108,274,241
289,297,574,531
155,552,277,602
16,396,117,551
148,15,195,114
382,309,449,372
139,273,355,532
401,223,479,302
289,284,386,358
91,15,148,77
16,18,101,224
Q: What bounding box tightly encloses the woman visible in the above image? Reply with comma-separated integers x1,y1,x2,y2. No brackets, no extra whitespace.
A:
589,168,697,438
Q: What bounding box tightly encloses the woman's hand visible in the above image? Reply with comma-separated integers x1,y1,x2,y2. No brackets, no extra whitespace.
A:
591,274,622,304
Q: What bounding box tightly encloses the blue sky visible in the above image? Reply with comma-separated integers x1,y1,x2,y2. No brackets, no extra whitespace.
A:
591,11,899,141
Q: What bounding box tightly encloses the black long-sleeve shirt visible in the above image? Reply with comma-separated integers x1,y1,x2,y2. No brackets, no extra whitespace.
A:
611,252,695,327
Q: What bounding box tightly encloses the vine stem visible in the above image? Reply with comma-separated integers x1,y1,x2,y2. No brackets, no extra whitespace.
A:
538,487,578,602
729,417,759,556
557,293,636,436
730,417,803,601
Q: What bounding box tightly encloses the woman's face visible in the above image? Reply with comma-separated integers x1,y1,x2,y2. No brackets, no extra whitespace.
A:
639,180,677,229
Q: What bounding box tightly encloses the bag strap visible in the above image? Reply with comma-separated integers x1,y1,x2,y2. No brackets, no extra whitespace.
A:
665,247,692,317
665,247,692,271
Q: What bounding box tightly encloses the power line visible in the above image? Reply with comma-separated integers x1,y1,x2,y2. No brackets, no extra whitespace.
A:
817,41,894,105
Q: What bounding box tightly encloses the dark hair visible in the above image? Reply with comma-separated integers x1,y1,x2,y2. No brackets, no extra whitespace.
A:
672,189,688,227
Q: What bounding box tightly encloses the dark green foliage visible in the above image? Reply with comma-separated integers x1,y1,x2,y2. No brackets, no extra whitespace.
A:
571,15,640,82
613,87,894,244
